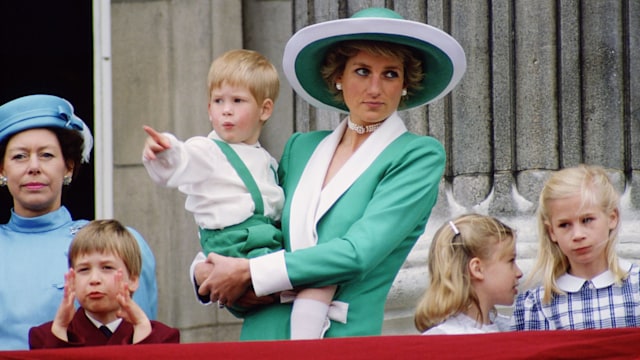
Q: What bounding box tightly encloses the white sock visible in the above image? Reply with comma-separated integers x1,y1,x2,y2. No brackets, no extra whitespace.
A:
290,298,330,340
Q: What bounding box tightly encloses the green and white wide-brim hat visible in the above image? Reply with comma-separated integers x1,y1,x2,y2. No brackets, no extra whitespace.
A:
283,7,467,113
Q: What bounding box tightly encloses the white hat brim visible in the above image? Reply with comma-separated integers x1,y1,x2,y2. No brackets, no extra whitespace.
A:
283,16,467,113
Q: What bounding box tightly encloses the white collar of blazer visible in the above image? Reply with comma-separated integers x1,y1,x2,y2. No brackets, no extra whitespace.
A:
289,112,406,251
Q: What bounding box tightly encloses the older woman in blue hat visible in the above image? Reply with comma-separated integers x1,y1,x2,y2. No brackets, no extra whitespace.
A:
193,7,466,340
0,94,158,350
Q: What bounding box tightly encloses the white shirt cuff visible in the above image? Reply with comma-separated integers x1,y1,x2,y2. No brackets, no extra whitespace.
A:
250,250,292,296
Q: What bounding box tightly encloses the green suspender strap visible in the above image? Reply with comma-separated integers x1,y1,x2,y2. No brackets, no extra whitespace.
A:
212,139,264,215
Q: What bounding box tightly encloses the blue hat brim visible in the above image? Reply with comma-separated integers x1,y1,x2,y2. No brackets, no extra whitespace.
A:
0,94,93,162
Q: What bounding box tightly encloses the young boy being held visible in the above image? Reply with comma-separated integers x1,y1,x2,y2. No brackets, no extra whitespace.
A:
142,49,284,265
142,49,334,339
29,220,179,348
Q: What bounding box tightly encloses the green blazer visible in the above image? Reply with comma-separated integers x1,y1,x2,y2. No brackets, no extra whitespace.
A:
241,128,445,339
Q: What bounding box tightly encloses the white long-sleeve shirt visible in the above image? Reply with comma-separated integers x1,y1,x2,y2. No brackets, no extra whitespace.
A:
143,131,284,230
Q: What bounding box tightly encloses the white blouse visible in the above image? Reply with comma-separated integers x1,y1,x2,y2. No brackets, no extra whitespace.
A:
422,313,510,335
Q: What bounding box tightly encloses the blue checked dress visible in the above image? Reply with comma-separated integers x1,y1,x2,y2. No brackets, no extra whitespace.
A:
510,260,640,330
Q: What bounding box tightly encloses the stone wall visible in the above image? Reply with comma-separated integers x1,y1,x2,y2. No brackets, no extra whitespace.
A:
110,0,640,341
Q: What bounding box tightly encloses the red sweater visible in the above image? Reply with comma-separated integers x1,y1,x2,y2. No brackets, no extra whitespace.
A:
29,308,179,348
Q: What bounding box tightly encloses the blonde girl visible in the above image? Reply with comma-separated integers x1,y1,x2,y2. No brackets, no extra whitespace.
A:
415,214,522,334
510,164,639,330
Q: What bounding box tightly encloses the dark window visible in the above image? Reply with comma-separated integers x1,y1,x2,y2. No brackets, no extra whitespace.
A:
0,2,95,222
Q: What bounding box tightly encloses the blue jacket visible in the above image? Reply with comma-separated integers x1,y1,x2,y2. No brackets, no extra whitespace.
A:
0,206,158,350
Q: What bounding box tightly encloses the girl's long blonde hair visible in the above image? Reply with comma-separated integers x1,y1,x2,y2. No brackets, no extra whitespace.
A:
530,164,624,303
414,213,515,332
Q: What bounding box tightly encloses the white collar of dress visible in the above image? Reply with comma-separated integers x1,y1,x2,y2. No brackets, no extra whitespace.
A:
556,259,633,292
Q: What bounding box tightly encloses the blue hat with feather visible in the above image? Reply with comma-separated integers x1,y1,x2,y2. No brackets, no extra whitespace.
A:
0,94,93,163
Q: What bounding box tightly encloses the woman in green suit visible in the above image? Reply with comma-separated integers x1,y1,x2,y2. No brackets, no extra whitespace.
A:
192,7,467,339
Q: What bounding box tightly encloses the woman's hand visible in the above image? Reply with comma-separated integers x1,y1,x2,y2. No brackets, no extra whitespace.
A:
194,260,214,289
234,288,278,308
194,256,274,308
198,252,251,307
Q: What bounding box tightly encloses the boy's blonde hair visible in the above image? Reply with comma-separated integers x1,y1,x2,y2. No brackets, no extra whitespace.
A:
531,164,624,303
414,214,515,332
68,219,142,279
207,49,280,105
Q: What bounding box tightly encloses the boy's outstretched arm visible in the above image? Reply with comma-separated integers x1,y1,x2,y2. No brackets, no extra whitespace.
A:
142,125,172,160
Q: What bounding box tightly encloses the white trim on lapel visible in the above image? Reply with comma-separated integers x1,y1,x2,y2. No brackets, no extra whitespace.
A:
317,113,406,218
289,112,406,251
288,122,342,251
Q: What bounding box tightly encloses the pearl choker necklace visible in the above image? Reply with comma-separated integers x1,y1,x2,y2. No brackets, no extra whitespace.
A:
347,118,382,134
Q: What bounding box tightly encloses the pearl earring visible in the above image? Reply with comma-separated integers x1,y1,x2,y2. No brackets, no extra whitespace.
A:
0,175,6,187
336,83,342,91
402,89,407,96
63,176,72,186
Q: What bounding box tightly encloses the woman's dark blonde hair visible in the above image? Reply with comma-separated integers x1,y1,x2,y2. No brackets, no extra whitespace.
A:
414,214,515,333
320,40,423,106
530,164,624,303
68,219,142,279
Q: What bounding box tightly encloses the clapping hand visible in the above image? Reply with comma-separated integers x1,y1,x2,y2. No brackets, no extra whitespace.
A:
115,269,152,343
51,269,77,341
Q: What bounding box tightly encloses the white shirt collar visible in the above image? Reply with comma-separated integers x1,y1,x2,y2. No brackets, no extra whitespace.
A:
208,130,262,148
84,310,123,333
556,259,632,292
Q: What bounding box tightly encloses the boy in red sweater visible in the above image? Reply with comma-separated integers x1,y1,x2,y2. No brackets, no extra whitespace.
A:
29,220,179,348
